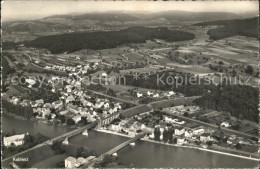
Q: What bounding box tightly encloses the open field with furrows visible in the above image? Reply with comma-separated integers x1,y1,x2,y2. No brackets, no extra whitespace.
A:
205,36,258,65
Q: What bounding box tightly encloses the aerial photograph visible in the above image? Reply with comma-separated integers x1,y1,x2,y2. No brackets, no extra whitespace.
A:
1,1,259,168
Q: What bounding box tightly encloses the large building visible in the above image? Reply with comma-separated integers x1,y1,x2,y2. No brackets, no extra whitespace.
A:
3,134,27,147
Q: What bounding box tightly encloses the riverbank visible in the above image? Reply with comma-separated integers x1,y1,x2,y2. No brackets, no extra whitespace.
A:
96,129,259,161
2,111,77,131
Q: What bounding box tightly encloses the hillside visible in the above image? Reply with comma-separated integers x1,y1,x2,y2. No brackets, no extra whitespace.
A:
3,11,242,33
25,27,195,53
146,11,241,21
194,17,258,40
44,13,139,22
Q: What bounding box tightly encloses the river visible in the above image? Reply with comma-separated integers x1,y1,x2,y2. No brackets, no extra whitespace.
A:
2,115,258,168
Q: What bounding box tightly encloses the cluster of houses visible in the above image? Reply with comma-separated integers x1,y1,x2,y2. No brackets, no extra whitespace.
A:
107,112,216,147
167,105,200,116
136,90,176,98
45,63,98,74
65,156,95,168
31,99,63,119
9,71,123,125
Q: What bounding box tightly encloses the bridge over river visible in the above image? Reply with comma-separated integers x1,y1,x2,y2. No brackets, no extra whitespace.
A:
83,132,147,168
2,121,98,163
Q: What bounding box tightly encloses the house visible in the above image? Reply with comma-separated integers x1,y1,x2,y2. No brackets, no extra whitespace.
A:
26,79,36,87
168,91,175,96
153,94,159,98
66,95,75,104
43,103,52,109
193,128,205,135
60,110,69,115
11,97,19,105
221,122,231,128
104,102,110,109
42,108,51,117
51,114,56,119
184,131,193,138
200,133,212,143
137,93,143,98
177,138,186,145
67,104,79,114
101,72,108,77
65,156,77,168
111,124,121,131
20,100,29,107
35,99,44,106
62,137,69,145
147,91,153,96
52,100,63,110
72,116,82,123
174,128,185,136
3,134,27,147
173,120,185,125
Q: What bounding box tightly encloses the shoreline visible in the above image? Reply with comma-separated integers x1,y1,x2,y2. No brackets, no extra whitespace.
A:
2,112,75,131
3,113,259,162
96,129,259,162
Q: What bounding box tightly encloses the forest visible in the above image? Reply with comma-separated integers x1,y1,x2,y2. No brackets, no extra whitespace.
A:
25,27,195,54
3,100,34,120
194,84,259,123
194,17,258,40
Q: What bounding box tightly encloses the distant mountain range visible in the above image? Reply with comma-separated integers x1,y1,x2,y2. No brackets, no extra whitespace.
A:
3,10,246,33
42,10,243,22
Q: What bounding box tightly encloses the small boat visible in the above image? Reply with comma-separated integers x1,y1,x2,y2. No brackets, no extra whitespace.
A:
130,142,135,146
112,153,118,156
82,130,88,136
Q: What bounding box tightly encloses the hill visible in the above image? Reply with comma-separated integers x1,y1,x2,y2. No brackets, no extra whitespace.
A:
3,11,242,34
194,17,258,40
147,11,241,21
25,27,195,53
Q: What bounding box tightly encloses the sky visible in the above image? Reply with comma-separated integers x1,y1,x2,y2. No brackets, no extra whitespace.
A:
2,1,259,21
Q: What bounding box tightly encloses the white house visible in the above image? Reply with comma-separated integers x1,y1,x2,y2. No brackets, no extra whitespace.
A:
177,138,186,145
193,128,205,135
200,133,212,143
111,124,121,131
65,156,77,168
101,72,108,77
11,97,19,105
147,91,153,96
72,116,82,123
137,93,143,98
42,108,51,117
60,110,68,115
153,94,159,98
52,100,63,110
174,128,185,136
3,134,27,147
221,122,231,128
168,91,175,96
184,131,193,138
